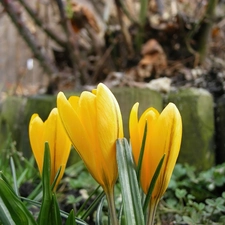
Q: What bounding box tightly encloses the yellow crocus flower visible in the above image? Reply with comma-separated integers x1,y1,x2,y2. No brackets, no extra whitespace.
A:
57,83,124,192
129,102,182,224
29,108,71,189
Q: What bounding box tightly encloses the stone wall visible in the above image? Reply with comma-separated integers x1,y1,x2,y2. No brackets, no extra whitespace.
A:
0,87,221,170
167,88,215,170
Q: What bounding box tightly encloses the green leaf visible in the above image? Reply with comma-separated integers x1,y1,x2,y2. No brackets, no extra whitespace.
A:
0,197,17,225
182,216,196,225
216,204,225,212
222,192,225,199
0,172,14,192
65,210,77,225
0,178,37,225
76,185,101,217
136,122,147,183
37,142,53,225
175,189,187,199
51,167,62,192
143,154,165,213
61,211,87,225
27,182,42,201
118,202,124,225
50,193,62,225
10,157,19,196
205,198,215,206
80,190,105,220
116,138,145,225
96,196,105,225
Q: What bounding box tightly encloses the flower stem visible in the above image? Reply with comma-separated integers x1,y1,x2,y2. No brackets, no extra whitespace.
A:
105,188,119,225
147,199,159,225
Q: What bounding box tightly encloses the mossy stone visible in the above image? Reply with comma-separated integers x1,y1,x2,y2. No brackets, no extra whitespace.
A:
0,96,26,150
167,88,215,170
0,87,216,170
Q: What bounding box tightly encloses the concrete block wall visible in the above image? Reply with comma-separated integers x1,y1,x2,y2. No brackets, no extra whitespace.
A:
0,87,222,170
167,88,215,170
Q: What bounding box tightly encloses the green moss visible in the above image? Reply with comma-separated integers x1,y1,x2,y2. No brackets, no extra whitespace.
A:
167,88,215,170
0,96,26,150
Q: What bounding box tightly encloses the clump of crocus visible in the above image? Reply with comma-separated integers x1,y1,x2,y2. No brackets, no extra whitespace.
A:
57,83,123,225
129,102,182,225
29,108,71,190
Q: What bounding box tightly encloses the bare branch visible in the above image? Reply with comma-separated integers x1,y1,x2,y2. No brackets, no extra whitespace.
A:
1,0,57,75
54,0,89,86
17,0,67,48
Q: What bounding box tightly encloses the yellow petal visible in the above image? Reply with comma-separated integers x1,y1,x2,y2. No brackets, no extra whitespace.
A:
74,91,103,183
53,108,71,187
29,108,71,189
96,83,123,139
44,108,71,185
57,83,124,190
139,107,159,136
143,103,182,200
77,91,98,150
57,92,97,180
95,83,123,187
140,109,159,193
130,102,182,197
153,103,182,197
69,96,79,109
129,103,140,165
44,108,58,182
29,114,44,174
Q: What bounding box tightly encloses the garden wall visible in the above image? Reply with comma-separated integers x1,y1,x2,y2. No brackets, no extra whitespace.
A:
0,87,222,170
